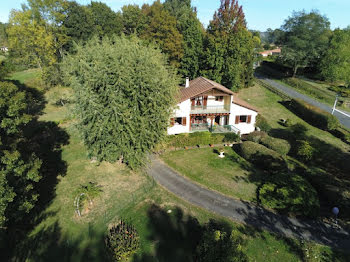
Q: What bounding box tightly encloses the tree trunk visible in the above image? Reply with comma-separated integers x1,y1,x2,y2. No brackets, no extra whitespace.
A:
292,65,298,77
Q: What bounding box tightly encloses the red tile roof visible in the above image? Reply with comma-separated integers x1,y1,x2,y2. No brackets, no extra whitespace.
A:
232,96,258,112
179,77,234,102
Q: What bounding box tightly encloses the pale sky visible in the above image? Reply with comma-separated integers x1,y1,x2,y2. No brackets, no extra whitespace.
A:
1,0,349,31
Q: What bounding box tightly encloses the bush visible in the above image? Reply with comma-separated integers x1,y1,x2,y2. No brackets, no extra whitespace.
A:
259,173,320,217
296,140,315,161
290,99,339,131
243,131,267,143
330,128,350,144
239,141,286,171
255,115,271,132
167,132,240,148
289,123,308,138
284,118,293,127
105,220,140,261
260,136,291,155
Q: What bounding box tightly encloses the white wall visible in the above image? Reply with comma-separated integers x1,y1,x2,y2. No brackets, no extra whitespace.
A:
229,103,258,135
167,99,191,135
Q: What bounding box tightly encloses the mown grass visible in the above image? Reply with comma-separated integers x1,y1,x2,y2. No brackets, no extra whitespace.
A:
161,147,259,202
7,69,350,261
8,68,41,84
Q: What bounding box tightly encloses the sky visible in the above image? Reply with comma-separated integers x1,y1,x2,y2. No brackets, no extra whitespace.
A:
0,0,349,31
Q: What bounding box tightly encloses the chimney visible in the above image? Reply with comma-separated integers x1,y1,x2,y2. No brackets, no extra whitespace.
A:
185,77,190,88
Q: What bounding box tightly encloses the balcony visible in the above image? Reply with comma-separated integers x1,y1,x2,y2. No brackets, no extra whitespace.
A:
190,124,240,134
190,105,230,114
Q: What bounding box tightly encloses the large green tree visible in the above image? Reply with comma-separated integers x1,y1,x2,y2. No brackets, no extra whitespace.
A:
278,10,331,76
0,81,42,227
164,0,204,79
121,4,147,36
321,29,350,87
88,1,123,38
141,1,184,68
62,36,178,169
201,0,256,90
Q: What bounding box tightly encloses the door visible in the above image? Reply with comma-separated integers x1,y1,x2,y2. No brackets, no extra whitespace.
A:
215,116,220,125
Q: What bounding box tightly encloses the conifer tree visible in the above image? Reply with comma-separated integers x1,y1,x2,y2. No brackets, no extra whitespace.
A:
63,36,178,169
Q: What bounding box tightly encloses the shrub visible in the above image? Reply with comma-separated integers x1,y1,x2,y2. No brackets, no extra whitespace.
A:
284,118,293,127
105,220,140,261
74,182,103,216
290,99,339,131
296,140,315,161
222,133,240,143
243,131,267,143
259,173,320,217
239,141,286,171
289,123,308,138
330,128,350,144
255,115,271,132
260,136,291,155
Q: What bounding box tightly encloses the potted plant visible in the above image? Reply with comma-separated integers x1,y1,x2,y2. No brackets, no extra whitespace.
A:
218,147,225,158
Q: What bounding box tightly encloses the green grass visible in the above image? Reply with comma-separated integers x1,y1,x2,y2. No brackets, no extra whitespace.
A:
161,147,259,202
0,55,5,63
7,70,350,261
8,68,41,84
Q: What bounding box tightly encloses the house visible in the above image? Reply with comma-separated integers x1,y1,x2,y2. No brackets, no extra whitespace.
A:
259,48,281,57
0,46,8,52
168,77,258,135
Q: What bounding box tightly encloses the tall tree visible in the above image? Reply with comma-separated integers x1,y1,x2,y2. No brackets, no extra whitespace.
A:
0,81,42,227
321,29,350,87
88,1,123,38
164,0,204,79
0,23,8,47
141,1,184,68
63,1,94,49
62,36,178,169
201,0,256,90
278,10,331,77
7,9,57,68
121,4,147,36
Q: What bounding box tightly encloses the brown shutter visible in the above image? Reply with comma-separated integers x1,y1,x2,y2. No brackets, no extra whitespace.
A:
182,117,187,126
191,98,195,106
235,116,240,124
203,96,208,106
170,118,175,127
247,115,252,124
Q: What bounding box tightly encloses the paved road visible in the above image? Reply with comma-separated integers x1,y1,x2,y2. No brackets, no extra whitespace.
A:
147,157,350,249
257,75,350,129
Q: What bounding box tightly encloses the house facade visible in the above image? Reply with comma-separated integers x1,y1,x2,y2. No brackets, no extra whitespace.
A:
168,77,258,135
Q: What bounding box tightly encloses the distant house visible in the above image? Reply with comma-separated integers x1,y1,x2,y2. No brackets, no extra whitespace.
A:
168,77,258,136
259,48,281,57
0,46,8,52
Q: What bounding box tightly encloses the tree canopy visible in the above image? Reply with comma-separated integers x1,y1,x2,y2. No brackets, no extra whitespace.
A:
321,29,350,87
0,81,42,227
62,36,178,168
201,0,256,90
278,10,331,76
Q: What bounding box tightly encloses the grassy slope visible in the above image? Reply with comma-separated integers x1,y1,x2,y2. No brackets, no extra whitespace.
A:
8,68,41,84
8,70,349,261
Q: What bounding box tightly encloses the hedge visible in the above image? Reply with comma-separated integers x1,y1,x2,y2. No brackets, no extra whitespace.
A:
167,132,240,148
260,136,291,155
255,115,271,132
290,99,339,131
243,131,267,143
239,141,286,171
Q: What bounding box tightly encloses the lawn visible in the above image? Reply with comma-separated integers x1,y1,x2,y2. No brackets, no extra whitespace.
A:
8,68,41,84
161,147,260,202
5,70,350,262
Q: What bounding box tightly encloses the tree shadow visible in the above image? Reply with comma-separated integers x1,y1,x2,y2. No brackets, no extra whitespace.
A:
133,204,248,262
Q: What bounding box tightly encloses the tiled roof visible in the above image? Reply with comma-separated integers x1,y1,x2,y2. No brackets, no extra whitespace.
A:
179,77,234,102
233,96,258,112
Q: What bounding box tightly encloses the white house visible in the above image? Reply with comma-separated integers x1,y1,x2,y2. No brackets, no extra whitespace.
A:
168,77,258,135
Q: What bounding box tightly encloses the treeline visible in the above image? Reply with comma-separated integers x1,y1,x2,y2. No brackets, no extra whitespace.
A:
5,0,259,90
263,10,350,87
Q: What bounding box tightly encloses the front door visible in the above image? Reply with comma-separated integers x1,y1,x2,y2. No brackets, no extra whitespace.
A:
215,116,220,125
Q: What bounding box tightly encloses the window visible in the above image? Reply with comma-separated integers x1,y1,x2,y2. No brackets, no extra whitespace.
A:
175,117,183,125
235,115,252,124
239,115,248,123
215,96,224,101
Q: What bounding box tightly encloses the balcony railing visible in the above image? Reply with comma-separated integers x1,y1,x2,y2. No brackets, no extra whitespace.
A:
190,124,240,134
190,105,230,114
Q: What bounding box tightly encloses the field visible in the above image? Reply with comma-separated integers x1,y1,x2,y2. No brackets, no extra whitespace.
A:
4,70,350,261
